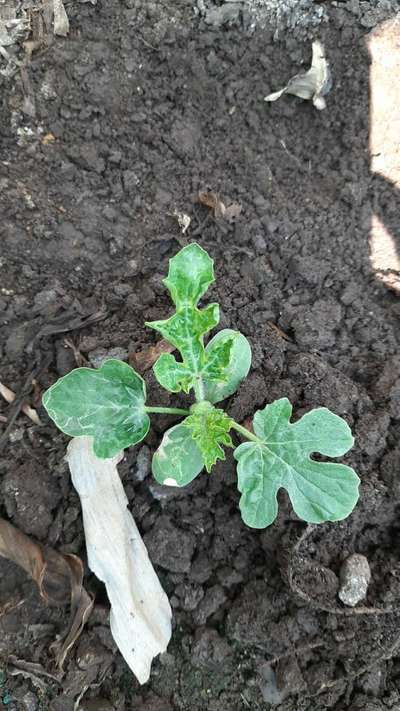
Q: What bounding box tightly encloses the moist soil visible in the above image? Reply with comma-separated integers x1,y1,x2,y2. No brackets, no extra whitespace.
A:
1,2,400,710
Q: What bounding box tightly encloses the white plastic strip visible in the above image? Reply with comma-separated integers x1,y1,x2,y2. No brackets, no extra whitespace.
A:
66,437,171,684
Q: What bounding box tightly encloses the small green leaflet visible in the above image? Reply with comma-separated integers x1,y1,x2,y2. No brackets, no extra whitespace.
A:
185,401,233,472
42,359,150,459
152,423,204,487
203,329,252,404
146,243,238,396
234,398,359,529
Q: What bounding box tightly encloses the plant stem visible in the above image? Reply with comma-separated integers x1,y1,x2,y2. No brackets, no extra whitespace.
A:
194,378,205,402
145,406,190,416
230,421,262,444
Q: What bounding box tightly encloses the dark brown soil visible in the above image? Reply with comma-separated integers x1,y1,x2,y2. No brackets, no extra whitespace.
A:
1,2,400,710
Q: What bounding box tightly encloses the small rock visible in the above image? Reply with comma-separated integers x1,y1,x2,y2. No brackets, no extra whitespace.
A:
134,445,151,482
148,482,181,500
102,206,117,221
174,582,204,611
123,169,140,193
191,628,231,668
193,584,227,625
5,322,30,360
259,664,286,706
338,554,371,607
33,289,58,312
22,692,38,711
2,461,61,540
50,699,75,711
275,656,305,696
205,3,241,26
144,516,196,573
76,700,113,711
88,347,128,368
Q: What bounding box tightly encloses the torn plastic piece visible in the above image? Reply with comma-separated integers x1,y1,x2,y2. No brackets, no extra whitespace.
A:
66,437,172,684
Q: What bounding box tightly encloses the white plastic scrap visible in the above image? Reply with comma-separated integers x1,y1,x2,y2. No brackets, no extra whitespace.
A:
53,0,70,37
264,40,331,110
66,437,172,684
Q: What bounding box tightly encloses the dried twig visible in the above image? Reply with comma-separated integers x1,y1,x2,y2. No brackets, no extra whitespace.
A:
0,381,42,426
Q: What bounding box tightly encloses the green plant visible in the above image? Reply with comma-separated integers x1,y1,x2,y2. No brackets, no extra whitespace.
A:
43,243,359,529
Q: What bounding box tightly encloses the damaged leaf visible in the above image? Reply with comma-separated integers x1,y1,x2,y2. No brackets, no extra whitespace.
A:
264,41,331,110
0,518,93,667
203,329,252,404
152,422,204,487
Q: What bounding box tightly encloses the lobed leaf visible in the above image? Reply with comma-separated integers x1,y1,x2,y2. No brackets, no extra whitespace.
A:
184,401,233,472
42,359,150,459
152,423,204,487
234,398,359,529
147,244,249,399
152,354,192,394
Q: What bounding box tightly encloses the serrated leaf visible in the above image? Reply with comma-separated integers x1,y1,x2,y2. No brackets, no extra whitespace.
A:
148,304,219,367
234,398,359,529
185,402,233,472
152,423,204,487
42,359,150,459
162,242,214,308
203,329,252,403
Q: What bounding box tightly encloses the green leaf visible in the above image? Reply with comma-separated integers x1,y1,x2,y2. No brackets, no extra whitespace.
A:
234,398,359,529
147,244,249,398
148,304,220,394
203,329,252,403
185,401,233,472
42,359,150,459
152,422,204,486
146,243,223,395
152,354,192,393
162,242,214,308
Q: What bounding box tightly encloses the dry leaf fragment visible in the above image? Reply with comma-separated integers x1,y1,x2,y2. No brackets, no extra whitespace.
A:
198,189,226,218
0,380,43,426
172,210,191,234
0,518,93,667
198,190,242,222
129,340,175,373
7,655,61,693
264,40,331,111
42,132,56,145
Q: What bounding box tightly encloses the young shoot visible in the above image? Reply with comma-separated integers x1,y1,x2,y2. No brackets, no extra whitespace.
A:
43,243,360,529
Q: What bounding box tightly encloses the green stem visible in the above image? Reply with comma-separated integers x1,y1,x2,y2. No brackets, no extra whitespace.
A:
230,421,262,444
194,378,205,403
145,406,190,416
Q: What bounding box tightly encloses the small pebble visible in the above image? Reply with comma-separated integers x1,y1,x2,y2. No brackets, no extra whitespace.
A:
22,692,38,711
134,445,151,482
338,553,371,607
